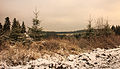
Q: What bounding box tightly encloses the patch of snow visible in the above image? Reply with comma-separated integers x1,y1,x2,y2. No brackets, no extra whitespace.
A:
1,47,120,69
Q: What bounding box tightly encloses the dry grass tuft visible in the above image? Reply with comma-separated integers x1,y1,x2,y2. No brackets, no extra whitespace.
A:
0,42,41,66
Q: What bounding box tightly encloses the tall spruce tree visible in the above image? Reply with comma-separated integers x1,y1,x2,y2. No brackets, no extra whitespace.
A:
3,17,10,33
28,9,42,41
21,21,26,33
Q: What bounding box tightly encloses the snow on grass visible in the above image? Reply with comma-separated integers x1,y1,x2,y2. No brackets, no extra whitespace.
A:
1,47,120,69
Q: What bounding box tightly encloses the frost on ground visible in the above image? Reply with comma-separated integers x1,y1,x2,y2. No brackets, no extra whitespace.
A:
1,47,120,69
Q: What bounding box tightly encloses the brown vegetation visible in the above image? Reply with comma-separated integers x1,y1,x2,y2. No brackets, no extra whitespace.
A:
0,35,120,66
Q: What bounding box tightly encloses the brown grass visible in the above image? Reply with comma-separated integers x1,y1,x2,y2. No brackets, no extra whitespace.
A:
0,42,41,66
0,35,120,66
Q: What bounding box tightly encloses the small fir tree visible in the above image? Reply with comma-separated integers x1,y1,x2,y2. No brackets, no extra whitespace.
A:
21,21,26,33
3,17,11,33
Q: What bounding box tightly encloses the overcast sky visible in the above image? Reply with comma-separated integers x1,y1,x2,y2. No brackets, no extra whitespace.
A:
0,0,120,31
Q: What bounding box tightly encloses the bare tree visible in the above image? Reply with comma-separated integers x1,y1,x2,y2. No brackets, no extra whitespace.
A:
94,17,112,36
95,17,105,29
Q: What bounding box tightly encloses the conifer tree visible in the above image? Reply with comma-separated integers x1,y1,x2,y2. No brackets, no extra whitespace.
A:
12,18,21,31
115,26,120,35
3,17,10,33
10,18,23,41
0,23,2,35
28,9,42,41
0,23,2,30
21,21,26,33
111,25,116,32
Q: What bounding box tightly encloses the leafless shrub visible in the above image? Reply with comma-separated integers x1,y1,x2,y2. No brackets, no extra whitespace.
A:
42,40,60,51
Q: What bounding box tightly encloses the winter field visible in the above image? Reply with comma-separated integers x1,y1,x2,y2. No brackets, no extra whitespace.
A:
1,37,120,69
1,46,120,69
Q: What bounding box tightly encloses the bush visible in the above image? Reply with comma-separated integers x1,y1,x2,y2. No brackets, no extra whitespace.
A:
42,40,60,51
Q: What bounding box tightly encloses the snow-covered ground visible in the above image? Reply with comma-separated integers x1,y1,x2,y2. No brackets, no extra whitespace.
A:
1,47,120,69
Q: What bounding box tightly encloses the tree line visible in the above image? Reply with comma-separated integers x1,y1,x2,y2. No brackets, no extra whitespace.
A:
83,17,120,38
0,11,42,41
0,17,26,41
1,15,120,42
111,25,120,35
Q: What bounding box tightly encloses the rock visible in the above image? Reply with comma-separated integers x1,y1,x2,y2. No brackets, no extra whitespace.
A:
49,64,53,68
101,53,106,56
82,59,88,62
78,55,82,57
94,62,97,64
